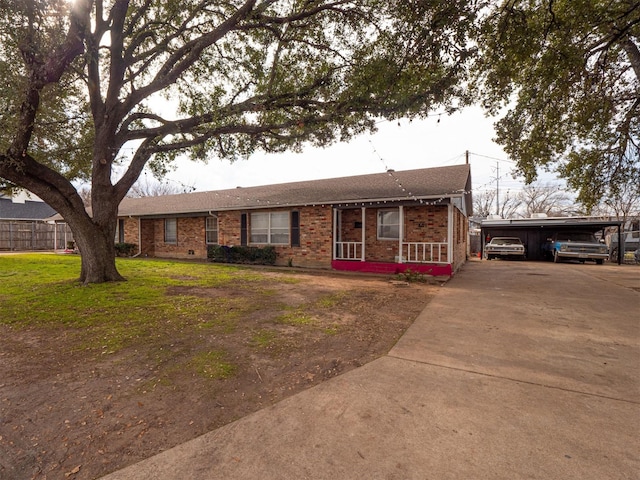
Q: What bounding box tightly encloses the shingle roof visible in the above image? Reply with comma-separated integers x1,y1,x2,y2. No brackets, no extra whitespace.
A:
118,164,471,217
0,198,57,220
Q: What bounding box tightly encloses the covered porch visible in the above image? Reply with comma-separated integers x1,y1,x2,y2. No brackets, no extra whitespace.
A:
330,204,455,276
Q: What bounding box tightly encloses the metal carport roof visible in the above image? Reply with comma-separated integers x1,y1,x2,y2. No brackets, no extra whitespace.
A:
480,216,623,263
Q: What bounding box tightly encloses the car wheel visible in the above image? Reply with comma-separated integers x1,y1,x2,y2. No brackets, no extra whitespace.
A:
553,251,561,263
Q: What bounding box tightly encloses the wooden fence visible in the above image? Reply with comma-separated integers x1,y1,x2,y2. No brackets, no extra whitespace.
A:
0,221,74,251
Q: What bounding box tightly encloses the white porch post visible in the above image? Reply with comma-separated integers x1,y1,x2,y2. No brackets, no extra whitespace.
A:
361,207,366,261
398,205,404,263
53,222,57,251
447,203,453,265
332,208,337,260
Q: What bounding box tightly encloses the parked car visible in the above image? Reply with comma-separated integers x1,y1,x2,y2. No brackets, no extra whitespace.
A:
485,237,526,260
634,248,640,264
542,231,608,264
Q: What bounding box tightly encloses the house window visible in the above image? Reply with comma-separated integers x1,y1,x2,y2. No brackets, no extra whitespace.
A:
377,209,400,240
250,212,290,245
164,218,177,244
206,216,218,244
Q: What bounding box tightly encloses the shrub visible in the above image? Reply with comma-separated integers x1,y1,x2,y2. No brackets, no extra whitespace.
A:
114,242,137,257
395,268,429,283
207,245,276,265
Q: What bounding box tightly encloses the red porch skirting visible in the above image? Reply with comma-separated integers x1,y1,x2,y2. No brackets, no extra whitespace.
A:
331,260,453,276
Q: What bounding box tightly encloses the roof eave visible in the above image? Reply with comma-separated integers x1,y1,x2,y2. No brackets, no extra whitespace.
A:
119,194,459,218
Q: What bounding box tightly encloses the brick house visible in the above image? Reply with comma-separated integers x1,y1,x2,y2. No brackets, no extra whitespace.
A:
116,164,473,276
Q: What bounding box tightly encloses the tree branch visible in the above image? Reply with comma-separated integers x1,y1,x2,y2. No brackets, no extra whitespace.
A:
10,0,92,155
123,0,258,112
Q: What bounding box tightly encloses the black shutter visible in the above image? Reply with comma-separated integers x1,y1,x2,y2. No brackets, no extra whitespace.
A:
291,211,300,247
118,219,125,243
240,213,248,246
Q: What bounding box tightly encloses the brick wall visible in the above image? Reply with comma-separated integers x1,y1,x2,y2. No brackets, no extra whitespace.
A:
139,219,155,256
123,207,334,267
340,209,364,242
452,206,468,272
337,205,450,263
404,205,449,263
404,205,448,243
218,211,241,246
149,217,208,259
276,205,332,268
120,202,466,270
219,206,334,268
122,217,139,247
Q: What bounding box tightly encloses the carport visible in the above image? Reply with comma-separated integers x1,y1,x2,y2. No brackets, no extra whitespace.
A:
480,217,623,263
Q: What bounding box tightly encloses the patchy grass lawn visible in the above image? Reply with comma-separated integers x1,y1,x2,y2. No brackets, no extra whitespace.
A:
0,253,439,480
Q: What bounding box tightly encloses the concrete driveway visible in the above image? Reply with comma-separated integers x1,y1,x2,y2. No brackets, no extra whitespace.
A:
102,260,640,480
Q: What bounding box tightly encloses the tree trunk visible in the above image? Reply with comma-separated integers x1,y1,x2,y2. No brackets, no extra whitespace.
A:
65,208,125,284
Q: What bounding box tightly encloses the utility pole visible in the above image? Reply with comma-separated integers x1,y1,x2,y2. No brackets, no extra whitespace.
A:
465,150,469,164
495,161,500,216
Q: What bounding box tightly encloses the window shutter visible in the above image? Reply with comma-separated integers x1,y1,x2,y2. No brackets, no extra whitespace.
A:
240,213,247,246
118,219,125,243
291,211,300,247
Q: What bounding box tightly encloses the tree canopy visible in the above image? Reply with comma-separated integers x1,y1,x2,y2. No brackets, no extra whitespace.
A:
3,0,635,283
475,0,640,210
0,0,481,283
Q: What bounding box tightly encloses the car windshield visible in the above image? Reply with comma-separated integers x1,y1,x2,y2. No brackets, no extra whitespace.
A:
556,232,596,242
490,238,522,245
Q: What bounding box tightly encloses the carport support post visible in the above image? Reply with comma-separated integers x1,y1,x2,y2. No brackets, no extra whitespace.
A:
618,227,623,265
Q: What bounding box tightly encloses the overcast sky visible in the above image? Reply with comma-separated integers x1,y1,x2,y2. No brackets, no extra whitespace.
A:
151,105,563,197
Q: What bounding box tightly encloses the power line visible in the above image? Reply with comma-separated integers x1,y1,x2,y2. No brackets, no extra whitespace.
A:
468,151,515,164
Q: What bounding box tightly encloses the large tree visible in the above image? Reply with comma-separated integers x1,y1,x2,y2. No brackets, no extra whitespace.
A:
0,0,480,283
475,0,640,210
517,182,576,217
472,188,522,218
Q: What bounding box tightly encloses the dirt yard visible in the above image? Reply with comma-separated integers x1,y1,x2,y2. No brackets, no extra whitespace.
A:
0,269,441,480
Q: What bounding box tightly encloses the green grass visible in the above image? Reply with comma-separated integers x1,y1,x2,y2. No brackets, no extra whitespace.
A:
0,253,264,352
188,350,237,379
314,292,345,308
250,329,279,348
0,253,346,378
323,325,339,335
275,307,314,325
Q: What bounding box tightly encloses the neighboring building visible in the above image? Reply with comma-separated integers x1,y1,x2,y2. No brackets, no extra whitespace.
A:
0,191,71,251
116,165,473,276
605,218,639,260
0,191,56,221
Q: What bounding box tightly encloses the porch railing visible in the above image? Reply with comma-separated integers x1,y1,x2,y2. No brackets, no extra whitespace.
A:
336,241,448,263
402,242,448,263
335,241,363,260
